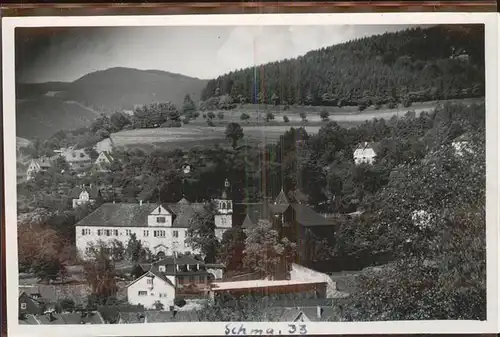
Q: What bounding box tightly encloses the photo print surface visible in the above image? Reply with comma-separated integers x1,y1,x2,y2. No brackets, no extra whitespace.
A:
3,12,498,336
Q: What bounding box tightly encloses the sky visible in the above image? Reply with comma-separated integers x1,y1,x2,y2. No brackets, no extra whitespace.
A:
16,25,420,83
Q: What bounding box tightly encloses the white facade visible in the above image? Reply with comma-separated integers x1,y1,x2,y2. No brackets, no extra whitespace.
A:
353,142,377,165
72,190,96,209
452,140,473,157
127,271,176,310
76,204,222,259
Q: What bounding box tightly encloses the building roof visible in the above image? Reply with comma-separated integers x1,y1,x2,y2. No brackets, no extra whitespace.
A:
211,279,327,291
274,189,289,205
287,189,309,204
18,284,91,305
75,203,160,227
354,141,381,154
36,311,105,324
97,151,114,162
29,158,52,169
151,254,211,276
240,203,272,228
144,310,200,322
289,204,334,227
19,314,40,325
127,270,176,289
70,185,101,199
277,306,338,322
59,148,91,163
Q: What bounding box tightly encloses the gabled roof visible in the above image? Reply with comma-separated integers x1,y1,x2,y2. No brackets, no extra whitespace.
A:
240,203,272,228
289,204,334,227
274,189,289,205
97,151,114,162
126,270,176,289
354,141,381,153
70,185,101,199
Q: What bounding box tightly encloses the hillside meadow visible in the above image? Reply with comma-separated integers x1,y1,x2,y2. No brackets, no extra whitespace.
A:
104,97,482,151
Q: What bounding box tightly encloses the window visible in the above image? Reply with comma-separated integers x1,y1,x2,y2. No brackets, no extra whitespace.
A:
138,291,147,296
81,228,86,236
156,217,166,223
97,229,102,236
198,275,205,283
143,230,149,237
154,230,165,238
114,229,118,236
173,230,178,238
147,278,153,284
126,229,132,236
21,303,27,310
105,229,111,236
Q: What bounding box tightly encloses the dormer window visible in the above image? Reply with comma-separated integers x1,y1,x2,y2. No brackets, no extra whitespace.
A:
159,265,166,272
156,217,166,223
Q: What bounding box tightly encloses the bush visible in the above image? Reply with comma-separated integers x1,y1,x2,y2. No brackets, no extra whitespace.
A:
182,117,190,125
283,115,290,123
161,120,182,128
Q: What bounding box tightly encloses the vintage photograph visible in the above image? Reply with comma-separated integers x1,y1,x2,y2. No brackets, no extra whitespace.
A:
3,13,498,336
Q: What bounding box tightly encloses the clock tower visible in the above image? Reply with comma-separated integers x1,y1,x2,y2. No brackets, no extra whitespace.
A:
214,178,232,239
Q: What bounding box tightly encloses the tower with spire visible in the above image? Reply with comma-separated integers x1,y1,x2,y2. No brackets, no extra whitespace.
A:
214,179,233,238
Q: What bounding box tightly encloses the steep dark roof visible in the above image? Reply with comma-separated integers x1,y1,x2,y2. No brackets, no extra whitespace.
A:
151,255,210,276
171,201,207,228
241,203,272,228
289,204,333,227
145,310,200,322
288,189,309,204
75,203,161,227
70,186,101,199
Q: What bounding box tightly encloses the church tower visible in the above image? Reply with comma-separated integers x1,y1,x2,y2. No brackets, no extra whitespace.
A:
214,179,233,238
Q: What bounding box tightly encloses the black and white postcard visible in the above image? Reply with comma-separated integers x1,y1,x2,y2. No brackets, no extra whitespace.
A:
2,13,499,336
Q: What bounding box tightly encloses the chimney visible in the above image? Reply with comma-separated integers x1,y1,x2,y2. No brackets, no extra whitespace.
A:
316,306,323,319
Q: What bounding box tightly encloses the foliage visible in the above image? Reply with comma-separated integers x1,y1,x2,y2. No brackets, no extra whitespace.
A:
202,26,484,106
225,123,244,149
299,111,307,122
126,233,146,263
243,220,297,279
240,113,250,122
132,102,180,129
265,112,275,122
182,94,197,116
217,227,247,271
283,115,289,123
186,202,220,263
83,242,118,305
153,300,165,311
217,111,225,121
18,223,68,281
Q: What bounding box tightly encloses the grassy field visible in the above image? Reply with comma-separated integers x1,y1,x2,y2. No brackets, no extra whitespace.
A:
105,97,483,151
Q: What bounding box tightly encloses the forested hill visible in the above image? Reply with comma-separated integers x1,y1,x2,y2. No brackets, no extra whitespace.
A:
201,25,485,107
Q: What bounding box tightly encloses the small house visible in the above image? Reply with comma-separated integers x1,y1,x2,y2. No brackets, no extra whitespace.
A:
353,142,380,165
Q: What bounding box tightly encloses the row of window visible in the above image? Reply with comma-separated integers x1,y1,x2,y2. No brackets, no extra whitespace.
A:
80,228,183,237
138,291,169,297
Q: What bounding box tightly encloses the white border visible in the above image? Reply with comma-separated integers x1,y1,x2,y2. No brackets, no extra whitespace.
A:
3,12,499,336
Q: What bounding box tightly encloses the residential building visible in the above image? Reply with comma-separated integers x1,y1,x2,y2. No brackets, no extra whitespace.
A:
75,180,233,259
353,141,380,165
57,148,92,172
19,311,105,325
26,157,52,180
239,188,336,265
126,254,213,310
70,184,101,208
19,292,47,317
93,151,114,172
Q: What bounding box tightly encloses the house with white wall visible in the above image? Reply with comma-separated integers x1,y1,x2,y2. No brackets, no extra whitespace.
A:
26,158,52,180
451,133,474,157
75,180,233,259
353,142,380,165
93,151,114,172
57,148,92,172
70,185,101,208
126,254,214,310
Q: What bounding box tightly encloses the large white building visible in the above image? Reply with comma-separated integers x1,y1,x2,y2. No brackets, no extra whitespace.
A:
75,180,233,259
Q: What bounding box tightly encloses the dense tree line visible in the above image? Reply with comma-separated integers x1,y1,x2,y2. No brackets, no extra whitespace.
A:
201,26,485,108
